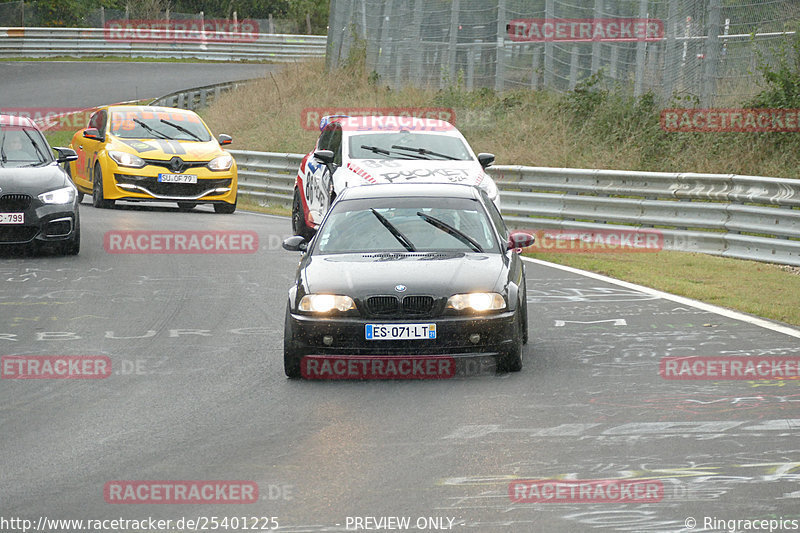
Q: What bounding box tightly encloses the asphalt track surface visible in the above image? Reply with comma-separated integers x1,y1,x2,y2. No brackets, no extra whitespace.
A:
1,199,800,533
0,61,280,108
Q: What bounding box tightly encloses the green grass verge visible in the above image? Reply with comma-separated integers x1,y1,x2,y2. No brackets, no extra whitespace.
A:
525,250,800,327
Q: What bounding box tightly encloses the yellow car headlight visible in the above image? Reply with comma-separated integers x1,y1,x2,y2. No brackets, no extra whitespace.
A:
208,154,233,171
108,150,146,169
298,294,356,313
446,292,505,312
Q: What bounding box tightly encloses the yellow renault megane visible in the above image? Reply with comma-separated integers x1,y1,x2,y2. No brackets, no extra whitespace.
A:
68,105,237,213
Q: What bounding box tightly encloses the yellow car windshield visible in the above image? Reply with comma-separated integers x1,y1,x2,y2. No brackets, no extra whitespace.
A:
109,110,212,142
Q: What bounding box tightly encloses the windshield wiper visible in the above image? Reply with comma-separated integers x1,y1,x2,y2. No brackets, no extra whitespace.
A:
133,119,172,140
360,144,391,156
160,119,202,141
21,129,48,164
416,212,483,252
371,209,416,252
391,145,460,160
0,130,6,165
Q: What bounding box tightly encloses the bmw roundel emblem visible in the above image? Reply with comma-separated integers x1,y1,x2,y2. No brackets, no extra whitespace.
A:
395,284,407,292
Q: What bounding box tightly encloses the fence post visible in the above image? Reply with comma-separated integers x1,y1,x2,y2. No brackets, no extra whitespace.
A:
569,45,579,89
467,44,475,90
702,0,721,106
662,0,679,104
633,0,648,97
410,0,424,85
591,0,602,73
530,46,541,89
544,0,554,88
495,0,506,91
448,0,460,83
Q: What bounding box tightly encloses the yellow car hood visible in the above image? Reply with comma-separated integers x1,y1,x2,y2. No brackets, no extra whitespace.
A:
110,138,224,161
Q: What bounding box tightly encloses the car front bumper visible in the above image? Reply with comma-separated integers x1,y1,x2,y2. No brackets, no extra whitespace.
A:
0,201,79,246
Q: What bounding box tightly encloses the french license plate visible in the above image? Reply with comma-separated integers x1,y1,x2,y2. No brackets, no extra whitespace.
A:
158,173,197,184
366,323,436,340
0,213,24,224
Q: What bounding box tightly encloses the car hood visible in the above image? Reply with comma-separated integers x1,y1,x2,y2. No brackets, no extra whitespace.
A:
341,159,490,188
111,138,224,161
0,164,69,194
301,252,505,298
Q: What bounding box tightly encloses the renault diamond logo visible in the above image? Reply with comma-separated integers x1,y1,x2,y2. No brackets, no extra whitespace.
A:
169,156,184,173
395,284,407,292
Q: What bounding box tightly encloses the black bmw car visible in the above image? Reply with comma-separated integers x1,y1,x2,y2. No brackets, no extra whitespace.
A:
0,115,80,255
282,182,535,379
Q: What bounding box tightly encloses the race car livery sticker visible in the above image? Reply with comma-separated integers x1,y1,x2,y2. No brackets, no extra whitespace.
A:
346,162,377,184
155,139,187,155
120,139,157,153
379,168,472,183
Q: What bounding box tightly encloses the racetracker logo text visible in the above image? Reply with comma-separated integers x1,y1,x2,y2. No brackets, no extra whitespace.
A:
0,107,94,131
301,356,456,379
661,108,800,132
104,19,259,43
524,229,663,253
507,18,664,42
660,357,800,380
103,481,258,504
509,479,664,503
1,355,111,379
104,231,259,254
302,107,456,131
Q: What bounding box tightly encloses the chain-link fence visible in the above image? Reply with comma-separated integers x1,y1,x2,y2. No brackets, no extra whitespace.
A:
327,0,800,106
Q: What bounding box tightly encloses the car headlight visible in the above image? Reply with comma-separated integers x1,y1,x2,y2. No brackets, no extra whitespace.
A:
208,154,233,171
299,294,356,313
38,186,76,204
108,150,146,169
446,292,506,312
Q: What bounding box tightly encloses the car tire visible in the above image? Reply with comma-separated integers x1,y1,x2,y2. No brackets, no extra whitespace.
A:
497,310,523,372
521,277,529,346
292,188,315,240
178,202,197,211
283,303,302,379
214,198,236,214
92,163,115,209
77,192,84,204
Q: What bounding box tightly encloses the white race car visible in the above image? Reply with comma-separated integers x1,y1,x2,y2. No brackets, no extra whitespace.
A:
292,115,499,238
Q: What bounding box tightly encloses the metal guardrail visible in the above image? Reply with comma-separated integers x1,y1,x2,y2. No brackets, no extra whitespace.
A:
0,27,325,61
149,80,250,111
229,150,800,266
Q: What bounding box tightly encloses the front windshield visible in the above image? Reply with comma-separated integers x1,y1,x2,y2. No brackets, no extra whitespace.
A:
348,131,472,160
0,126,53,168
315,196,498,254
109,109,212,141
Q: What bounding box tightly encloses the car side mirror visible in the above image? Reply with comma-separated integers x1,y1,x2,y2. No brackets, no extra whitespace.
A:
218,134,232,146
282,235,308,252
477,153,495,168
83,128,103,141
54,147,78,163
314,149,334,165
507,230,535,251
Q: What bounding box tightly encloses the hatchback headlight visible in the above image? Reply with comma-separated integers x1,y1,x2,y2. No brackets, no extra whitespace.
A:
38,186,76,204
446,292,505,312
108,150,146,168
299,294,356,313
208,154,233,171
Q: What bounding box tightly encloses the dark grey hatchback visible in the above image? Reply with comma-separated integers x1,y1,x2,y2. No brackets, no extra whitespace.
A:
282,182,535,379
0,115,80,255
